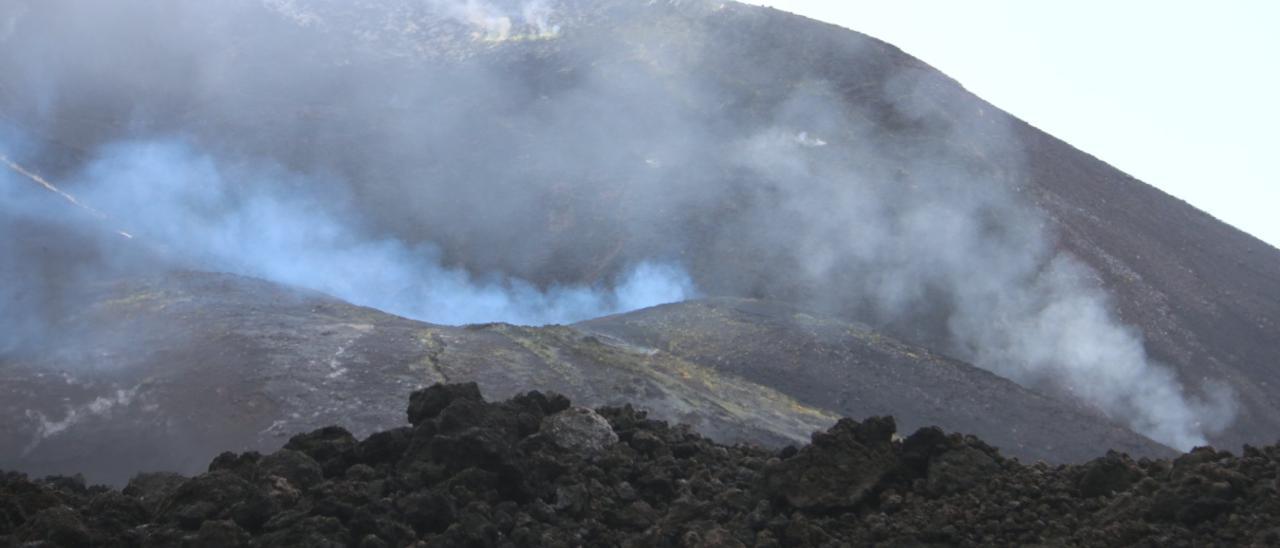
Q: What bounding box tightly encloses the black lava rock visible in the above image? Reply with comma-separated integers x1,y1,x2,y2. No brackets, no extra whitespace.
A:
2,383,1279,546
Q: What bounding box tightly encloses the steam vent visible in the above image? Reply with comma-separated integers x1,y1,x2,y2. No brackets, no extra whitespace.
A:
2,0,1278,545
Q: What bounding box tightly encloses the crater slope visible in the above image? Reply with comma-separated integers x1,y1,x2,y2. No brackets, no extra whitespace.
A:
0,272,1169,484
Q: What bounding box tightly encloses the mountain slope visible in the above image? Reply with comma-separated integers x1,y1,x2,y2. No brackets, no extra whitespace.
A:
579,298,1165,463
1019,123,1280,447
0,0,1277,466
693,4,1280,449
0,272,1169,484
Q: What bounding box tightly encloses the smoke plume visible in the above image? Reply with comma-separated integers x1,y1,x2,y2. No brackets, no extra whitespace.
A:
1,135,695,327
0,0,1234,449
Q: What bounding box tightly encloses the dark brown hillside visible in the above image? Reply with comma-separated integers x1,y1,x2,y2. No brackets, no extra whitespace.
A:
1018,121,1280,449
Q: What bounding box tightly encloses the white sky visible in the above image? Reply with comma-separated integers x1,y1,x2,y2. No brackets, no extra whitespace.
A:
740,1,1280,249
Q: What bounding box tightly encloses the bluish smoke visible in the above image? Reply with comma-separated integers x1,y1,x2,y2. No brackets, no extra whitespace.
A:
63,140,695,325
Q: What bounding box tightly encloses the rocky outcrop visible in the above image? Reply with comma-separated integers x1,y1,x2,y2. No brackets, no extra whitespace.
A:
2,383,1277,546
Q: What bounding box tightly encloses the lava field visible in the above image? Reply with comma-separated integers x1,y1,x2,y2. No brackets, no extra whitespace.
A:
3,384,1279,547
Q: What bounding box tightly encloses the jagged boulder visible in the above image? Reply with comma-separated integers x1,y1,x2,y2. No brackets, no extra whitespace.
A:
407,383,485,426
122,472,187,515
14,505,91,546
1077,451,1143,498
156,470,259,530
540,407,619,455
284,427,358,478
258,450,324,490
762,417,899,510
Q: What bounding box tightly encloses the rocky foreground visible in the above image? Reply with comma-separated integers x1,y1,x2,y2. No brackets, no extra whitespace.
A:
2,384,1279,547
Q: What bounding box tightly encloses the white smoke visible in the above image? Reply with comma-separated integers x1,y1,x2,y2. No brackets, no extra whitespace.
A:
429,0,559,41
521,0,559,36
728,77,1237,450
259,0,324,28
0,0,1239,451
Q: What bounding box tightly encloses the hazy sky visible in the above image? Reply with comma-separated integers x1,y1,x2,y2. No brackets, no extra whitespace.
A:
741,1,1280,249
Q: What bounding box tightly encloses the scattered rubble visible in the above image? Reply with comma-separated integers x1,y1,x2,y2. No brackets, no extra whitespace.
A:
3,383,1278,546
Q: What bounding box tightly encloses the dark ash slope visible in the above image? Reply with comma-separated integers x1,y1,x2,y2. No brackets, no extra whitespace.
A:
0,272,1169,485
580,298,1166,463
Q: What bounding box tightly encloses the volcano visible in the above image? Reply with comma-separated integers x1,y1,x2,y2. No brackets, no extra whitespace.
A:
1,0,1278,488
